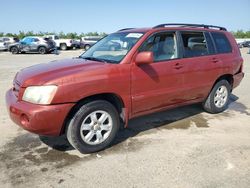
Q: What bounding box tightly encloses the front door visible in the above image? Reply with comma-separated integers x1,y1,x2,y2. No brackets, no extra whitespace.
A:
131,31,187,116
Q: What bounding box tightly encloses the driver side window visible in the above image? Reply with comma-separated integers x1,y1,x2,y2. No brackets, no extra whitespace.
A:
139,32,178,62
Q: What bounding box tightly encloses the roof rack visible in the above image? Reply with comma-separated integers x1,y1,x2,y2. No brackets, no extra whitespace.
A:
118,28,135,31
153,23,227,31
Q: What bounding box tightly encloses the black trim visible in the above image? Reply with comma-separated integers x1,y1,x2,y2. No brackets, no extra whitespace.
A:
204,32,216,55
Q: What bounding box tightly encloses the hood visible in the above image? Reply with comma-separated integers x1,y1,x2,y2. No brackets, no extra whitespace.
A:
15,58,107,87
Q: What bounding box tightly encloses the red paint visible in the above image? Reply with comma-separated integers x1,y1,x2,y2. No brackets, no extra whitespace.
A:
5,26,244,136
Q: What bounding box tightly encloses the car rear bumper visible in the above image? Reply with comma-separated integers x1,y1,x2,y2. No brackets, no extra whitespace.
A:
233,72,244,89
5,89,74,136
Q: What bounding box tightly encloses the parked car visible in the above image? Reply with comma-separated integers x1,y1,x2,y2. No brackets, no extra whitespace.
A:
0,37,19,51
238,41,250,48
6,23,244,153
80,36,103,50
44,35,80,50
0,39,7,51
8,36,56,54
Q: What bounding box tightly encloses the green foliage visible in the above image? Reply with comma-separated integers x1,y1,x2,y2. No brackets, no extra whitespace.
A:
0,31,108,39
1,30,249,39
231,30,250,38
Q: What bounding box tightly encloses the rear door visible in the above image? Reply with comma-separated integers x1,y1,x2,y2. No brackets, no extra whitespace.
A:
176,31,224,101
131,31,187,116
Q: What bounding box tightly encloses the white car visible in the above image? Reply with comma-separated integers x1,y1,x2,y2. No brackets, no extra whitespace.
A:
0,37,19,51
44,35,80,50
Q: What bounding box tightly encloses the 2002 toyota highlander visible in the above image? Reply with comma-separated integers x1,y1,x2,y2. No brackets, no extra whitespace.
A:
6,23,244,153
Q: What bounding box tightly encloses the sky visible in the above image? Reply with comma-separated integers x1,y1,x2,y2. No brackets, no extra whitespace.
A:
0,0,249,34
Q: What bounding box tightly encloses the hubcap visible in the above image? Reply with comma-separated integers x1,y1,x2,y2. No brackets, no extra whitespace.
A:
80,110,113,145
40,49,45,53
214,85,228,108
12,48,17,53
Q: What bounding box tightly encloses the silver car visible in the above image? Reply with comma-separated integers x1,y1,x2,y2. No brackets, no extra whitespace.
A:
8,36,56,54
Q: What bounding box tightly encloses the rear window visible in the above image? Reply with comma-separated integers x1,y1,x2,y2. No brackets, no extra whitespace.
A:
211,32,232,54
180,32,209,58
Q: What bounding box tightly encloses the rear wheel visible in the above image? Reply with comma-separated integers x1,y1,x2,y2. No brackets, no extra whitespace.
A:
84,44,90,50
60,43,67,50
38,46,46,54
10,46,18,54
66,100,120,153
203,80,231,113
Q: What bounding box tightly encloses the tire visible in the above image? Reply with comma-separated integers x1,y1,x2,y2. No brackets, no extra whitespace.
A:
84,44,90,50
10,46,19,54
60,43,67,50
38,46,46,54
203,80,231,113
66,100,120,153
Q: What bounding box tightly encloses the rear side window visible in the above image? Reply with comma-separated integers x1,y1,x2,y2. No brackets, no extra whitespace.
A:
211,32,232,54
3,38,10,42
180,32,209,58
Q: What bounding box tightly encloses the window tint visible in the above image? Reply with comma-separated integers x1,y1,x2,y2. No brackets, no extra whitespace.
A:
3,38,10,42
21,37,31,43
211,32,232,53
140,32,178,62
180,32,208,58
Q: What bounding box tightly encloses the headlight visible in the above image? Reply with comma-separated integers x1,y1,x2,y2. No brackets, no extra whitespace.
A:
22,85,57,105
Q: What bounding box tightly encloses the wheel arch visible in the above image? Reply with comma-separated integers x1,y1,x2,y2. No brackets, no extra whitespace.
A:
9,45,18,51
213,74,234,91
60,93,127,135
37,45,47,50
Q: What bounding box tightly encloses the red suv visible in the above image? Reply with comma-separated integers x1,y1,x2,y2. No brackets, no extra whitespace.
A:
6,23,244,153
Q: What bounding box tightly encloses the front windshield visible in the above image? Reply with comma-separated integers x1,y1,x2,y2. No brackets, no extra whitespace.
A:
80,32,144,63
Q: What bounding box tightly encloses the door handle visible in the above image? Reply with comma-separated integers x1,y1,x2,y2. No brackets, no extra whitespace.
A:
212,58,220,63
174,63,183,69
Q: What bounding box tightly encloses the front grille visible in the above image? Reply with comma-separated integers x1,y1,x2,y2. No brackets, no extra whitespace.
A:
13,80,20,98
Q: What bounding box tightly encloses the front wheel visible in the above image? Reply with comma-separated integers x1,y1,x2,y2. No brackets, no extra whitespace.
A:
10,46,19,54
66,100,120,153
203,80,231,113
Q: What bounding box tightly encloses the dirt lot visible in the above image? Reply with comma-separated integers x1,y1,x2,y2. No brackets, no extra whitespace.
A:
0,49,250,188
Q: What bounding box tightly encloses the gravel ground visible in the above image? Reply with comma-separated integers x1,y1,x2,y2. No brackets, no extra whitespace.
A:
0,49,249,188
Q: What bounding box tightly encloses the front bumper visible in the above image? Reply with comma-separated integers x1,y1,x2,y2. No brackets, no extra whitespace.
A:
5,89,74,136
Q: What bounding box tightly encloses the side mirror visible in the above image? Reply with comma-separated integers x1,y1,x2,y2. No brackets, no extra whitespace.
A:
135,51,153,65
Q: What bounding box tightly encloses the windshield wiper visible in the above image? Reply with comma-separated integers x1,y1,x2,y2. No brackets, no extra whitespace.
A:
80,56,107,63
